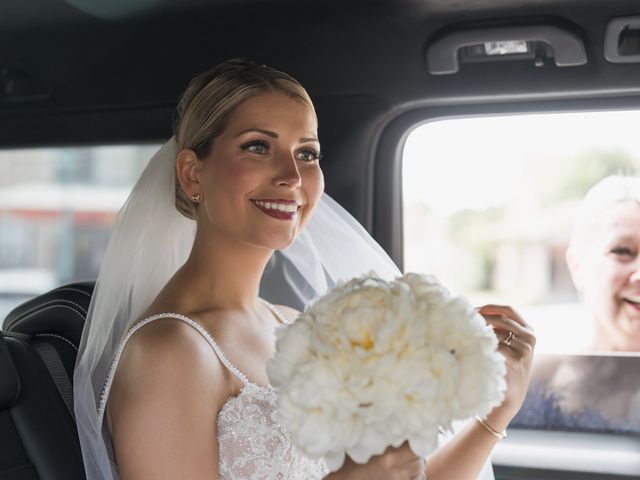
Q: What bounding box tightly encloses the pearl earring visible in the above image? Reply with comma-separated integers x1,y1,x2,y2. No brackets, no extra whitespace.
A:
191,193,201,203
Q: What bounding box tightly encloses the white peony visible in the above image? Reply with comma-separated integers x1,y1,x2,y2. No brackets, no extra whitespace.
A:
267,273,506,472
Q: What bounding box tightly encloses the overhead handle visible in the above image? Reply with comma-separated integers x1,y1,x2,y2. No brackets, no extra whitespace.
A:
605,16,640,64
427,25,587,75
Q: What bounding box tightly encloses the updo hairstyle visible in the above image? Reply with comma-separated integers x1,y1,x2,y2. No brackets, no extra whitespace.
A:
173,59,314,219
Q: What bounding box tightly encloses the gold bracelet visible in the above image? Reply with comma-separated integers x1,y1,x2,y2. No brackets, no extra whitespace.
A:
475,415,507,439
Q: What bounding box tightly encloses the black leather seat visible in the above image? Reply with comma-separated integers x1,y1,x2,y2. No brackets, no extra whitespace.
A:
1,281,94,480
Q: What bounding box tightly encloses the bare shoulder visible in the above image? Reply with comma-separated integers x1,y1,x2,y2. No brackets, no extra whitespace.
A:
110,316,231,411
117,317,203,366
107,317,228,478
273,304,302,324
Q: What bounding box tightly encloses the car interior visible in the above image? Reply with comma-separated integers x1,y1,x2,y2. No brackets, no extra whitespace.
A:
1,0,640,479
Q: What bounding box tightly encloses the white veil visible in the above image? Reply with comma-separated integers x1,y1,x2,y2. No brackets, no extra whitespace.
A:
73,138,402,479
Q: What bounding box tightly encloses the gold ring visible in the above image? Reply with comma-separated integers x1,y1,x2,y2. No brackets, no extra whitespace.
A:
504,331,515,347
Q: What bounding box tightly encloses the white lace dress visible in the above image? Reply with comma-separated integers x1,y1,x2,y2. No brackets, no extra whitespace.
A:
99,300,329,479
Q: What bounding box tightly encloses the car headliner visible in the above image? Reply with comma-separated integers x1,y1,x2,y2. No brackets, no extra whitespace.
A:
2,0,640,129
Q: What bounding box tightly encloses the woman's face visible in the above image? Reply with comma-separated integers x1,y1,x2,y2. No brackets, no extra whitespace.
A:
196,91,324,250
569,201,640,351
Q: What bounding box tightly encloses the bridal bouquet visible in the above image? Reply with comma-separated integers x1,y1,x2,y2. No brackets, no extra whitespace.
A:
267,273,506,471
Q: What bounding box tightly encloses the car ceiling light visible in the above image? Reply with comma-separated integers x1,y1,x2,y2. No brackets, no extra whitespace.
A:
484,40,529,56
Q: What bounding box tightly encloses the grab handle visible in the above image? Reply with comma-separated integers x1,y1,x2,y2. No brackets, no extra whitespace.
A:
427,25,587,75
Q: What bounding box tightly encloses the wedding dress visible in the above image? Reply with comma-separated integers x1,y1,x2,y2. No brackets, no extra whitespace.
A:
98,300,328,479
98,304,495,480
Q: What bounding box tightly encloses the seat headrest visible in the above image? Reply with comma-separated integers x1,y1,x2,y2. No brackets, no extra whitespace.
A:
0,333,20,409
2,281,95,348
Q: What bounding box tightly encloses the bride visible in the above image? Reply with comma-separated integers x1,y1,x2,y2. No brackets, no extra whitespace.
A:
73,59,536,479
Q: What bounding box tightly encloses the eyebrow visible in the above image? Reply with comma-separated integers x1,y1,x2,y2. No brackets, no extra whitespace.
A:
234,128,319,143
604,232,638,244
609,234,637,242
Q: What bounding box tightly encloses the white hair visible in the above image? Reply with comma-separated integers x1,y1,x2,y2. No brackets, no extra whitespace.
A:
568,175,640,254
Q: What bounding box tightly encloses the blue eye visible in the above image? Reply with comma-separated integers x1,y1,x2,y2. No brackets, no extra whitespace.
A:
242,140,269,154
298,149,322,162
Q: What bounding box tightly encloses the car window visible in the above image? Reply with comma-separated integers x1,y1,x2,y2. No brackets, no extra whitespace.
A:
0,144,158,320
402,110,640,435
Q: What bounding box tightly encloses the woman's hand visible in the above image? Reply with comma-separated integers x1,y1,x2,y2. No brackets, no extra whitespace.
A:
327,442,425,480
478,304,536,428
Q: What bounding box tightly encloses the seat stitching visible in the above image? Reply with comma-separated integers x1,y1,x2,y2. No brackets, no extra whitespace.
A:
44,299,88,316
35,333,79,352
9,305,86,333
55,287,93,299
9,300,88,325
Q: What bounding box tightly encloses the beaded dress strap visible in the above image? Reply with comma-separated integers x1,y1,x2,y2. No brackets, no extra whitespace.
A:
97,299,289,421
260,298,289,325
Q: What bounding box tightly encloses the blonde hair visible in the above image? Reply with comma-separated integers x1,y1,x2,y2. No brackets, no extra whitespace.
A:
173,59,314,219
568,175,640,254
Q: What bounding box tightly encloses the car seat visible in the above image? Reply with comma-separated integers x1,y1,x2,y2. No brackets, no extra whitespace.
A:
0,281,93,479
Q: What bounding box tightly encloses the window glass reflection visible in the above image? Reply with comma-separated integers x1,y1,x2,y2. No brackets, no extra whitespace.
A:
402,111,640,433
0,144,158,320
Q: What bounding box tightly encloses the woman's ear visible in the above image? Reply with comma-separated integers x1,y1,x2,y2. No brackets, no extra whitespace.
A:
565,247,583,293
176,149,203,200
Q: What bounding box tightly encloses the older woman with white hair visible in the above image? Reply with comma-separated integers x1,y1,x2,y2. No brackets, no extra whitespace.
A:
517,175,640,432
566,175,640,352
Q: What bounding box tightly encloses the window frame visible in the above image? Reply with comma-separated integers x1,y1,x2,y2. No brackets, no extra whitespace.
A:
371,95,640,478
